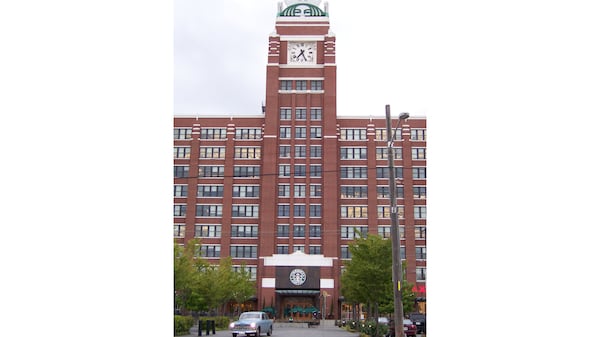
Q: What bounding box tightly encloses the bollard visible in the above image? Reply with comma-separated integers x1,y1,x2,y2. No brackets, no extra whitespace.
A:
206,320,210,335
211,320,216,334
198,320,202,336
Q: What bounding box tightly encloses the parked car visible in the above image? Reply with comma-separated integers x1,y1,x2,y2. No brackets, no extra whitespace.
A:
378,317,390,326
403,319,417,337
408,313,426,334
385,319,417,337
229,311,273,337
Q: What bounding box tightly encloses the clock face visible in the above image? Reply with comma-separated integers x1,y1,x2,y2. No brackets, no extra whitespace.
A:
289,268,307,286
288,42,316,64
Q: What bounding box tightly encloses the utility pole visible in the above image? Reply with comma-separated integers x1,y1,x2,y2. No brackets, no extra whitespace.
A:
385,104,408,337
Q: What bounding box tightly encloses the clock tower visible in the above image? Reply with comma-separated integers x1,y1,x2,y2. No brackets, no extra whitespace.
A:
259,0,340,318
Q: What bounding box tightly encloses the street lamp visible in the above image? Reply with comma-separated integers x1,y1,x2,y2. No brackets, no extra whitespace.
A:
386,105,409,337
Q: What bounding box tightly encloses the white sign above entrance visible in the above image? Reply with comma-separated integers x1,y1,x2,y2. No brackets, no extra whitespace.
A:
261,250,334,267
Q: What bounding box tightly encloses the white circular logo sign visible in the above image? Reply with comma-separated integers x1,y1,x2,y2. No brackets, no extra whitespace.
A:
289,268,307,286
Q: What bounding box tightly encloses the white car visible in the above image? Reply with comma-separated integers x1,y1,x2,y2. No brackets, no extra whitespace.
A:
229,311,273,337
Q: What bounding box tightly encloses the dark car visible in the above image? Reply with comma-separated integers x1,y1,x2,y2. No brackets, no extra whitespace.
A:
408,313,426,334
385,319,417,337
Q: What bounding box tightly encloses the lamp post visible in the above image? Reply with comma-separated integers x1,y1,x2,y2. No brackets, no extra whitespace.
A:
386,105,409,337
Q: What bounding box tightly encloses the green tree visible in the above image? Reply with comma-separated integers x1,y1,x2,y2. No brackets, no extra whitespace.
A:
174,239,208,314
341,233,393,315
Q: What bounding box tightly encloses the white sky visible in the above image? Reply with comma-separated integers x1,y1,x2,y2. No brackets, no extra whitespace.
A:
174,0,434,117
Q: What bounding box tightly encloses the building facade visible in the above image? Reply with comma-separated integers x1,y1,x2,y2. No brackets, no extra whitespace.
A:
174,0,426,319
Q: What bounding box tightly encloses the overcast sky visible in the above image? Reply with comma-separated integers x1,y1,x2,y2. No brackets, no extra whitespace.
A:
174,0,436,117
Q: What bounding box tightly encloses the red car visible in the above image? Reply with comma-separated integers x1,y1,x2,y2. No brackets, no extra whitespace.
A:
403,319,417,337
386,319,417,337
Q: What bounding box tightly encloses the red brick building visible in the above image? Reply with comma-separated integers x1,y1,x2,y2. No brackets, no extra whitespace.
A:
174,0,426,319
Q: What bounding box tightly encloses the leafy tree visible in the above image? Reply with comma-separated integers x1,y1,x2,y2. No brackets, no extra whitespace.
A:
341,233,393,313
174,239,208,314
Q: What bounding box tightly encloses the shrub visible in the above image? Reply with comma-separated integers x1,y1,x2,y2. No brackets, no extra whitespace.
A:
174,315,194,336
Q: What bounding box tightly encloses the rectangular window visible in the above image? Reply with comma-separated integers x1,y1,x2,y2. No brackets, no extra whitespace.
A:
195,205,222,217
309,165,321,177
293,245,305,253
278,204,290,217
293,224,305,237
309,204,322,217
340,129,367,140
416,267,426,281
309,145,322,158
278,184,290,197
416,247,427,260
232,185,260,198
340,205,368,218
174,128,192,140
277,224,289,237
200,128,227,140
340,167,368,179
309,225,321,238
277,245,289,254
415,226,426,239
174,165,189,178
413,167,427,179
199,147,226,159
414,206,427,219
410,129,427,141
310,80,323,91
230,245,257,258
280,108,292,120
340,186,368,199
194,224,222,238
377,205,404,218
280,145,291,158
376,186,404,198
280,80,292,90
294,184,306,197
295,108,307,120
279,164,291,177
414,186,427,199
231,225,259,238
233,265,257,281
280,126,291,139
174,147,191,159
197,185,224,197
375,129,398,141
235,128,262,140
376,167,403,179
234,147,261,159
412,148,427,160
173,185,187,198
309,245,322,255
174,224,185,238
341,226,368,239
294,164,306,177
295,127,306,139
340,147,367,160
309,184,322,197
310,127,322,138
233,166,260,178
198,245,221,258
294,145,306,158
310,107,322,120
174,205,186,217
296,80,307,91
375,147,402,160
198,166,224,178
378,226,391,239
231,205,259,218
293,204,306,217
341,246,351,259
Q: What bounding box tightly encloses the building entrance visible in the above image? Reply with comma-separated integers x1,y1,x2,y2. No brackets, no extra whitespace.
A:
276,293,320,321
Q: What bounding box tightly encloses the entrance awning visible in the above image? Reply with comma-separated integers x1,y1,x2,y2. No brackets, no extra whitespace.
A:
275,290,321,295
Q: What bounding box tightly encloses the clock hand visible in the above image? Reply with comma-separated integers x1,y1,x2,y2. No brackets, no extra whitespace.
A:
298,49,306,60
